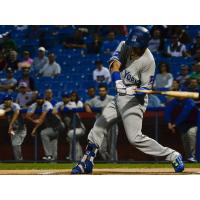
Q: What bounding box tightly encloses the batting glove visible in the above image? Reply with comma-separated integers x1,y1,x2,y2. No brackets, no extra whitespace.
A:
115,80,137,96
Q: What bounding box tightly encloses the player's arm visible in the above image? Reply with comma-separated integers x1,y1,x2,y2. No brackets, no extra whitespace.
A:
8,109,20,135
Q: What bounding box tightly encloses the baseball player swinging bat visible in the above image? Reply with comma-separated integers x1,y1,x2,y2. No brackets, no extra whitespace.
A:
71,26,185,175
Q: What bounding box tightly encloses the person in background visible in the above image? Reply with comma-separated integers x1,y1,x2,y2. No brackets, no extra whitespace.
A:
70,91,83,108
39,53,61,77
0,95,27,161
165,97,198,162
32,47,48,74
166,34,190,57
63,29,87,49
93,60,111,85
84,84,118,161
16,82,37,108
17,64,36,91
0,67,17,92
191,33,200,56
189,61,200,80
148,28,164,53
6,50,19,71
26,93,63,161
87,34,102,54
20,51,33,66
44,88,56,106
154,62,174,89
0,51,7,71
101,31,119,55
53,92,85,161
176,65,190,86
85,86,96,101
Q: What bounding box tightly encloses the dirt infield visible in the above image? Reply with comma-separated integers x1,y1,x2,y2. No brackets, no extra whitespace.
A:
0,168,199,175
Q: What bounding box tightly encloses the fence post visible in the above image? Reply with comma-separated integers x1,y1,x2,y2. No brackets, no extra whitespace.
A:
34,134,38,162
71,112,77,162
196,108,200,162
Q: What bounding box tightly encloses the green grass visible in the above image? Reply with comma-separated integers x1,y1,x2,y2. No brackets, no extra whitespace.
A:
0,163,199,170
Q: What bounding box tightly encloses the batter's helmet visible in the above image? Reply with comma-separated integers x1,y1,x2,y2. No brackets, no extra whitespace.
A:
126,26,151,49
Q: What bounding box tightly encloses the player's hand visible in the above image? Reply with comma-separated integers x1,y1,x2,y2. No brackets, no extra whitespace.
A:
31,128,37,137
168,123,176,133
115,80,137,95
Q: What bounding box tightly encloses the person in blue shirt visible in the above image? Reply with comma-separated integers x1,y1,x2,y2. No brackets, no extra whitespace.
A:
164,98,198,162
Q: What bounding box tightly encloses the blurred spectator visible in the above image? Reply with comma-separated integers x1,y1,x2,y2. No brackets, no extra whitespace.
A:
93,60,111,85
86,86,96,100
189,61,200,80
39,53,61,77
20,51,33,65
0,67,17,92
165,98,197,162
87,34,102,54
17,65,36,91
32,47,48,73
191,33,200,55
70,91,83,108
0,51,7,71
148,28,164,53
101,31,119,55
193,49,200,62
166,26,191,44
84,84,118,161
1,32,17,52
6,50,19,71
171,80,180,91
54,92,85,161
148,94,162,107
44,88,56,106
0,95,27,161
187,78,200,92
63,29,86,49
176,65,190,86
16,82,37,108
154,62,173,89
166,34,189,57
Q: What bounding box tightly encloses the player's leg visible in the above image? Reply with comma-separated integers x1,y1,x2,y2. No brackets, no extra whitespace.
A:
118,98,184,172
181,126,197,162
99,134,110,160
109,123,118,161
11,130,26,161
67,128,85,160
71,100,119,174
40,127,58,160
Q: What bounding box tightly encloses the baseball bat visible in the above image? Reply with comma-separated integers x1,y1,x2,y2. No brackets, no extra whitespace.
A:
135,89,199,99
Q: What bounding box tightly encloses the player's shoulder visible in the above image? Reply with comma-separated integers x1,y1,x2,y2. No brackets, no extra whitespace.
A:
43,100,53,108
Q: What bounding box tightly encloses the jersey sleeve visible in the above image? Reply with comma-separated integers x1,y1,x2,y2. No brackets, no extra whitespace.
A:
12,103,20,112
140,60,156,90
42,102,53,112
27,103,36,113
108,41,125,69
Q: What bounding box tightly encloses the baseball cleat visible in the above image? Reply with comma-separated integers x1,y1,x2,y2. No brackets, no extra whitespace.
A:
71,160,93,175
172,154,184,173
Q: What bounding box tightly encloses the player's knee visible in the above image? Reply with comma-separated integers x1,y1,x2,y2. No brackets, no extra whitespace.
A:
127,133,144,145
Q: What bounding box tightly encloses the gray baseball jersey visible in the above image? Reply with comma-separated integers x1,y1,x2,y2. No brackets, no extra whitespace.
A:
0,102,25,131
87,42,179,162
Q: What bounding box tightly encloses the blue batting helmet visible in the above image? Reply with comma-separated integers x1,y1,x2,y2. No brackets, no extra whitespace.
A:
126,26,151,49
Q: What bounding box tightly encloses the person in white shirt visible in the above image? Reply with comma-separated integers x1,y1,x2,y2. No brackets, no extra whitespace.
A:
93,60,111,84
167,35,189,57
32,47,48,73
16,82,37,108
154,62,174,89
39,53,61,77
